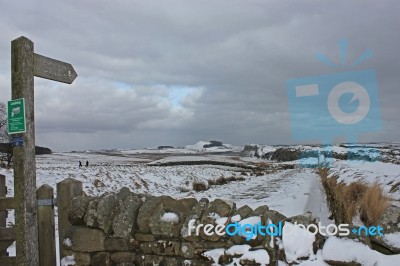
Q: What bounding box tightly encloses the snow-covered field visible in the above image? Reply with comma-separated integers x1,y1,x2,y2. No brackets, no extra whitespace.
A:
1,141,400,265
1,151,321,215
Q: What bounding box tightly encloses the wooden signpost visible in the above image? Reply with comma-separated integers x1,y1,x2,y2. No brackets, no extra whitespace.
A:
11,36,77,265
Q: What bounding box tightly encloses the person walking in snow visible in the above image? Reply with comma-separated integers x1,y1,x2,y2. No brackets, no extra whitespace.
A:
79,161,82,168
85,160,89,167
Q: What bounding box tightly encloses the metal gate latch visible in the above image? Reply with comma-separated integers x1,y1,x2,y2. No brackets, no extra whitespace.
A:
37,198,56,206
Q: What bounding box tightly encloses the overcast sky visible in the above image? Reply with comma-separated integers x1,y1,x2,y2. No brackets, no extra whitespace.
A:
0,0,399,151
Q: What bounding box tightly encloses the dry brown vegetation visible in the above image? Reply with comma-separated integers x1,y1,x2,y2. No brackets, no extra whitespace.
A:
192,182,208,192
208,175,245,186
93,179,105,188
255,162,271,168
360,184,390,226
192,175,245,192
318,168,390,226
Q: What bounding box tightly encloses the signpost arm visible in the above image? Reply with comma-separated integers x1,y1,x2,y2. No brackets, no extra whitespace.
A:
11,36,39,266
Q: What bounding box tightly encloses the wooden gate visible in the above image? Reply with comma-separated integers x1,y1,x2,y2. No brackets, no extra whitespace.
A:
0,174,56,266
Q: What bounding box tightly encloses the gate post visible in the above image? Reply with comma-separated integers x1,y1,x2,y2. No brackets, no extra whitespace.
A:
37,184,56,266
57,178,83,261
0,174,7,256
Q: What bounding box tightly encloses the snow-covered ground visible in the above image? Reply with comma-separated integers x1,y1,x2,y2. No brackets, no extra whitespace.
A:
1,142,400,265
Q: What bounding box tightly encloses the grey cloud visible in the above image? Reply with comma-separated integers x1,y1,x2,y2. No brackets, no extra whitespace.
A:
0,0,399,150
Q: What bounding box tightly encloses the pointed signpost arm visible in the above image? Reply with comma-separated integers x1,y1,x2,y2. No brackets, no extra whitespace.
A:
11,36,39,266
34,53,77,84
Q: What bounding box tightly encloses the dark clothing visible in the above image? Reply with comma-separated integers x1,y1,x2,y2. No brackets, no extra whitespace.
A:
79,161,82,168
85,161,89,167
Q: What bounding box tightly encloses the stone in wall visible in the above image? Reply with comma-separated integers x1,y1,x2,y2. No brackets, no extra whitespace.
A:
137,195,175,233
84,198,99,228
112,193,143,238
181,198,209,242
139,240,181,256
230,205,254,245
262,209,287,262
200,199,236,241
64,226,106,252
92,252,111,266
97,193,120,234
68,196,92,225
110,252,136,264
62,251,91,266
149,197,198,238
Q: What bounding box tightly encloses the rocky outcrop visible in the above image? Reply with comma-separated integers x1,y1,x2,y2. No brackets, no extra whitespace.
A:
371,205,400,253
267,147,300,161
203,140,223,148
239,145,264,158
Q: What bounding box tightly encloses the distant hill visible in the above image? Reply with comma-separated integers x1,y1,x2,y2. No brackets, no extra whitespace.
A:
0,143,52,155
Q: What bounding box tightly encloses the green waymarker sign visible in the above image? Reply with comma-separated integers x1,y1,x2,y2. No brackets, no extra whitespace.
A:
8,98,26,134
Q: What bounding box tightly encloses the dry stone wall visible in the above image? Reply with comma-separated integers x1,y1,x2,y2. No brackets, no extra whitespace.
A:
62,184,397,266
63,186,323,265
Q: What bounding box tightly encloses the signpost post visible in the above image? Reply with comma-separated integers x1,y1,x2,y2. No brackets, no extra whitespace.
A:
11,36,77,265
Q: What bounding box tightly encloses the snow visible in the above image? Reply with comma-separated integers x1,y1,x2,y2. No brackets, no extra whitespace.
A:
215,217,229,225
205,246,269,265
322,236,400,266
231,214,241,222
238,216,261,227
237,216,261,240
1,144,400,265
208,212,221,220
63,238,73,247
282,222,316,263
160,212,179,224
149,155,248,166
226,244,251,255
383,232,400,249
296,250,329,266
60,255,75,266
185,141,212,151
1,152,328,265
239,249,270,265
202,248,225,264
